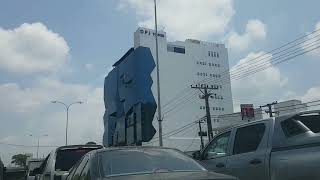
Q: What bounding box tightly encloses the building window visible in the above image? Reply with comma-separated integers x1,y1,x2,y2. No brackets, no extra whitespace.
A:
222,108,224,111
168,45,185,54
217,52,220,58
174,47,185,54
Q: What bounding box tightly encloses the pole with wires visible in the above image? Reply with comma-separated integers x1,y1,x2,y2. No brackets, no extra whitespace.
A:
154,0,163,146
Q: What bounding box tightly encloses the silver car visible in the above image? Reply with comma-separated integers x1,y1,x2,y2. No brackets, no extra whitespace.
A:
63,146,238,180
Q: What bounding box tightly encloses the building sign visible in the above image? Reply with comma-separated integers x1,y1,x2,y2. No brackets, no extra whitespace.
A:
241,104,255,121
139,29,165,38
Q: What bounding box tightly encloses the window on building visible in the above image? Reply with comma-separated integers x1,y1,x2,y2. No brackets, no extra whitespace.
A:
174,47,185,54
222,108,224,111
233,123,266,155
217,52,220,58
214,52,216,57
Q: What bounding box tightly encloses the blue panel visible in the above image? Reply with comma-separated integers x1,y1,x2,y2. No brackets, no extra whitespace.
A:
103,47,157,147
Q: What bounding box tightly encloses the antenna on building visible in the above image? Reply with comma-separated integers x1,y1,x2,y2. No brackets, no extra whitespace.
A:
154,0,163,146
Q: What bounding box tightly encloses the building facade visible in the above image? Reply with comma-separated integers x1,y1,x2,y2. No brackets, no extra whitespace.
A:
104,27,234,150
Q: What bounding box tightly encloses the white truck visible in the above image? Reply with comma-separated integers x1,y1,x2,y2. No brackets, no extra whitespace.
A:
194,110,320,180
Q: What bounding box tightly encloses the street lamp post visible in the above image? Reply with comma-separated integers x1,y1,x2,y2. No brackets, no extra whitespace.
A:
29,134,48,158
51,101,83,146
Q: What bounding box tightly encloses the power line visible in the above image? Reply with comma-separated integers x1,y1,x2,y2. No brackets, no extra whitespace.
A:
184,133,198,152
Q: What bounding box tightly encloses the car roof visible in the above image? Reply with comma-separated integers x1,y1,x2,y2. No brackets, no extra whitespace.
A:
57,144,103,151
93,146,181,153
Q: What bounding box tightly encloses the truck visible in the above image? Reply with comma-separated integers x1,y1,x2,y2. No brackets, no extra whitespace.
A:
193,110,320,180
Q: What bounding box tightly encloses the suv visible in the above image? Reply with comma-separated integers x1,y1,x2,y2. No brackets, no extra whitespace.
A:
35,144,103,180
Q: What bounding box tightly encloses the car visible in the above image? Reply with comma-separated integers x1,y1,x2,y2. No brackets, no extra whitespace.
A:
0,157,4,180
34,144,103,180
26,158,44,180
63,146,238,180
193,110,320,180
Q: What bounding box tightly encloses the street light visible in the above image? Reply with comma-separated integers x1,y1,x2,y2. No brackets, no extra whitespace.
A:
51,100,83,145
29,134,48,158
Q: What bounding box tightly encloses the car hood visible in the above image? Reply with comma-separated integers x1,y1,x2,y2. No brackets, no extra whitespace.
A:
104,171,237,180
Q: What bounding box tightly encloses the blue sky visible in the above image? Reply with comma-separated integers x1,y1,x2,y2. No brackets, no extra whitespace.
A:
0,0,320,164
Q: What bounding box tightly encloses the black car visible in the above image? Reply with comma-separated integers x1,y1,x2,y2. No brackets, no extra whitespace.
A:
64,146,237,180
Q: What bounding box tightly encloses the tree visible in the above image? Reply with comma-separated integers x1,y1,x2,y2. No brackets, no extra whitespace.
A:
11,154,31,167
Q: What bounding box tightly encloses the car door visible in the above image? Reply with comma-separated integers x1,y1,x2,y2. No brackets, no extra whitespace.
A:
226,121,269,180
200,131,232,175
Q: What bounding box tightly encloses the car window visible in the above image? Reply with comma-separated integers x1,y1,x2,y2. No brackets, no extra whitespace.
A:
71,156,89,180
233,123,266,155
55,148,96,171
281,119,308,137
99,149,206,177
299,115,320,133
204,131,231,159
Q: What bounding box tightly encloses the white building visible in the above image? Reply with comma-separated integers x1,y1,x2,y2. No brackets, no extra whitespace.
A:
274,100,308,116
134,27,234,150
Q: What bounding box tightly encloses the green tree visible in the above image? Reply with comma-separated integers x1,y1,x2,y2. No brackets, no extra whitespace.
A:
11,154,31,167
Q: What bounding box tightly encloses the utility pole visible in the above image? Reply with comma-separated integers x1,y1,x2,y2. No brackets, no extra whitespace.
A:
191,84,218,141
154,0,163,146
197,118,206,149
260,101,278,117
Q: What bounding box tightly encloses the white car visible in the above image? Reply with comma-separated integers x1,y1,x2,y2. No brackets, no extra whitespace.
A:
35,144,103,180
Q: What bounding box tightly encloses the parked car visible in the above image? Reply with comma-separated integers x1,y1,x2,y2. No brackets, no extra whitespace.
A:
63,146,238,180
34,144,103,180
0,157,4,180
193,110,320,180
26,158,44,180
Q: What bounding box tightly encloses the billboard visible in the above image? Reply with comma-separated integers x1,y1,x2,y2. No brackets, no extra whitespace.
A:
241,104,255,122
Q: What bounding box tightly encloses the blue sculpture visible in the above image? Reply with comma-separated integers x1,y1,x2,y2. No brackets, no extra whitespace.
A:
103,47,157,147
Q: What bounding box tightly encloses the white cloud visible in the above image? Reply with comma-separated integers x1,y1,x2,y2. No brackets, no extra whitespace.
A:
302,21,320,57
0,79,104,164
0,22,70,74
301,87,320,102
232,51,288,109
119,0,235,40
227,20,267,51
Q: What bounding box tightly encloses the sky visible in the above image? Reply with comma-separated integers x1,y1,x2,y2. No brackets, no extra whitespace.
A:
0,0,320,165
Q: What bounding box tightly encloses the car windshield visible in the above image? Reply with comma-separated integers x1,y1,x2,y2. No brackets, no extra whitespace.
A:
99,148,206,177
55,148,96,171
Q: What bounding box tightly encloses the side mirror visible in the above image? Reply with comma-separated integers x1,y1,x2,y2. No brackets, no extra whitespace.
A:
192,150,201,160
61,172,69,180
